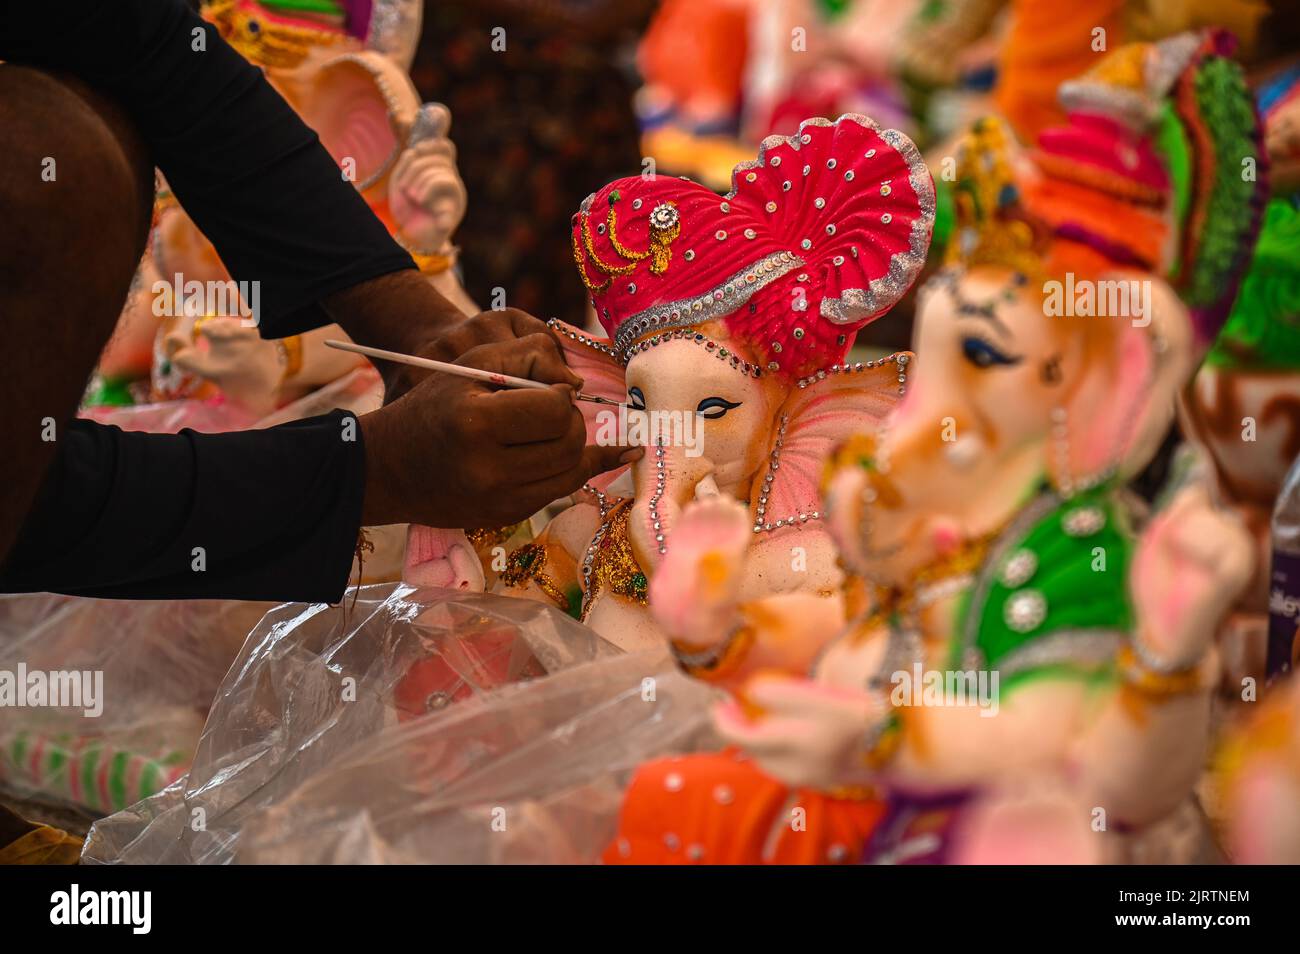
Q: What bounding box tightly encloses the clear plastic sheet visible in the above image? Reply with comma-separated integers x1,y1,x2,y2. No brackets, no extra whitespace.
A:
0,594,271,814
82,584,718,864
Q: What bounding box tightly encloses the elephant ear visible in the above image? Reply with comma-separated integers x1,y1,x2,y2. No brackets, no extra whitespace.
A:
302,51,420,193
549,320,629,492
753,354,909,533
1050,274,1194,492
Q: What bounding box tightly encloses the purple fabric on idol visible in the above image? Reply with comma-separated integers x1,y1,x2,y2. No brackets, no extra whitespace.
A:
863,789,972,864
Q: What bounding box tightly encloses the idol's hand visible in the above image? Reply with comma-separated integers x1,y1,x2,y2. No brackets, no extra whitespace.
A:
358,337,640,528
388,136,465,253
712,676,885,791
1130,483,1253,671
650,493,750,648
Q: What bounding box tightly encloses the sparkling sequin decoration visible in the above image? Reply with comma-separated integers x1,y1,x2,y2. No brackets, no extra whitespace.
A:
1062,506,1106,537
649,438,668,555
1004,590,1048,633
552,319,765,378
999,549,1038,588
796,351,909,396
751,414,825,535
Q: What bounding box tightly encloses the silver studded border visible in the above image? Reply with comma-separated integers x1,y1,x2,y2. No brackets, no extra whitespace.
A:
994,629,1125,681
547,318,618,360
549,318,765,378
750,413,826,534
723,114,936,327
579,515,611,622
612,251,804,360
796,350,910,395
648,438,668,555
624,327,766,378
752,352,912,536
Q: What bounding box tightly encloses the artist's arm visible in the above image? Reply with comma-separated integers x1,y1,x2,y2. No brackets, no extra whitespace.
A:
0,1,632,603
0,338,633,602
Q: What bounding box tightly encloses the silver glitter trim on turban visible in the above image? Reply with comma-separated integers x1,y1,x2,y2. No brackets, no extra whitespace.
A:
822,121,935,325
612,250,804,359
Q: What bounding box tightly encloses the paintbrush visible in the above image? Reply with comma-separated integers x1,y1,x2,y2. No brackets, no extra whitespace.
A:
324,339,623,407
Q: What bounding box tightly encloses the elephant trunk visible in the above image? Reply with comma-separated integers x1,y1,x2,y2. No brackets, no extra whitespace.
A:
628,440,715,575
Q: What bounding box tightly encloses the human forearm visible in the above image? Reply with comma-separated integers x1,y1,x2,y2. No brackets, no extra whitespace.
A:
322,269,465,360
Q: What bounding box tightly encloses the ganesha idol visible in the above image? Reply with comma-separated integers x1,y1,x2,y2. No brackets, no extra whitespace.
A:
97,0,477,419
617,35,1266,865
469,114,934,653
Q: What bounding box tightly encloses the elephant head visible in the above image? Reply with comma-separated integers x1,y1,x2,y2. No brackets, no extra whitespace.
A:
556,113,934,578
825,262,1195,588
827,35,1271,593
201,0,469,271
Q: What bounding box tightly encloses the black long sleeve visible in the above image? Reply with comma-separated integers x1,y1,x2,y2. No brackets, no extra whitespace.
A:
1,0,416,337
0,0,414,601
0,413,366,602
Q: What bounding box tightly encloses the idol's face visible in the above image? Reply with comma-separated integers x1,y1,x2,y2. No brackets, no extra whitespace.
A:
823,267,1069,585
623,327,781,500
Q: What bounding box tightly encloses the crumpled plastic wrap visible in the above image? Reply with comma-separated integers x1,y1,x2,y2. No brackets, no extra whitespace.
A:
82,584,718,864
0,594,270,814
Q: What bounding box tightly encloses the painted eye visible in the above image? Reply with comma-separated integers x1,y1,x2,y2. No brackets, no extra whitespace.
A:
961,336,1021,369
628,386,646,410
696,397,741,419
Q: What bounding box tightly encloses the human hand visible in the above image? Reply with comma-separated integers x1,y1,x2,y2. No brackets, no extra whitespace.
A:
324,271,553,401
358,336,640,528
384,307,567,403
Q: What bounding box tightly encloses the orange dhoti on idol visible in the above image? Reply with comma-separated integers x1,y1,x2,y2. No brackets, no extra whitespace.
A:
603,749,884,865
